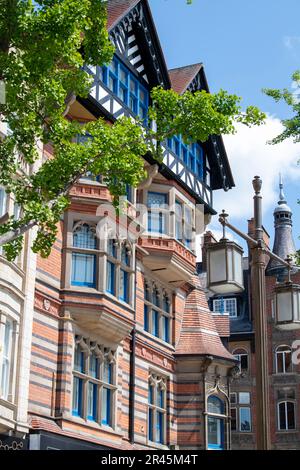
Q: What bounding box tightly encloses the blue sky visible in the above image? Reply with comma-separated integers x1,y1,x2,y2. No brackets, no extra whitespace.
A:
149,0,300,253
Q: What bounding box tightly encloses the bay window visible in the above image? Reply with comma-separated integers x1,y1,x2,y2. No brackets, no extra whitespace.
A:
72,336,116,427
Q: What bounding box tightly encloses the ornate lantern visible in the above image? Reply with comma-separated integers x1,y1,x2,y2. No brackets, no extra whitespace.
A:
275,282,300,330
206,237,244,294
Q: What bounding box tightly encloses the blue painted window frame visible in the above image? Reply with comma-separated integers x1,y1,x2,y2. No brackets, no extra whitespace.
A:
152,310,159,337
167,135,204,180
71,224,97,287
101,56,149,123
119,269,129,303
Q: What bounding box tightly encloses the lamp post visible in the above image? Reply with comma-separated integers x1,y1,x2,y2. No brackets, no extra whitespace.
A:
206,176,300,450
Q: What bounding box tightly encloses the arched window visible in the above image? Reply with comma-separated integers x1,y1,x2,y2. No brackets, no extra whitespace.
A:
71,223,97,287
232,348,249,373
275,345,292,374
278,401,296,430
207,395,226,450
144,280,172,343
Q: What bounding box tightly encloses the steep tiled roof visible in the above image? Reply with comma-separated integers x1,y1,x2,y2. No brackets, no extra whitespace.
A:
107,0,140,30
175,276,234,360
168,64,203,94
213,314,231,338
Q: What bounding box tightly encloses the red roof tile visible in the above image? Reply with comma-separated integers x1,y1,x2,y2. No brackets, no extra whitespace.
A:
168,64,203,94
175,276,235,360
107,0,141,30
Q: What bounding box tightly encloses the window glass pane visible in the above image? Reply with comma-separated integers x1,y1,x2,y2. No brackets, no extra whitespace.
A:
240,355,248,371
101,387,111,426
103,360,112,384
208,416,223,449
106,261,115,294
144,305,149,332
148,192,167,207
156,411,164,444
121,246,129,266
162,316,169,343
1,320,13,400
73,224,96,249
107,239,116,257
71,253,96,287
231,408,237,431
148,211,166,234
120,67,127,84
74,344,84,373
148,385,154,404
89,354,98,378
230,393,237,404
72,377,83,416
0,188,7,216
157,388,165,408
119,269,129,302
87,382,97,421
175,201,183,241
279,402,286,430
152,310,159,337
287,402,295,429
148,408,153,441
240,407,251,431
239,392,250,404
208,396,224,414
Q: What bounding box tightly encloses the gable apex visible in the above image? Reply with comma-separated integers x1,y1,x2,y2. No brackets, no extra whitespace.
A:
107,0,171,88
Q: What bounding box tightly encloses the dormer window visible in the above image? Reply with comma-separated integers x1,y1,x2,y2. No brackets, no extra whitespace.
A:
101,56,149,122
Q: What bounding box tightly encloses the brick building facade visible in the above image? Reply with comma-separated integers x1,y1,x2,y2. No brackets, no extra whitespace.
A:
202,180,300,450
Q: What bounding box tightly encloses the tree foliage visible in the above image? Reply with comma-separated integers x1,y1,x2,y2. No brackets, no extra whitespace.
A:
263,71,300,144
0,0,265,261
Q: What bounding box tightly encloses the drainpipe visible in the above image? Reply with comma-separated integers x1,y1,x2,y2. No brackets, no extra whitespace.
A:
129,248,138,444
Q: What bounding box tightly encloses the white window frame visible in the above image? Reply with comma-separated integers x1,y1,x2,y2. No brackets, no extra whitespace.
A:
277,401,296,431
275,345,292,374
213,298,237,318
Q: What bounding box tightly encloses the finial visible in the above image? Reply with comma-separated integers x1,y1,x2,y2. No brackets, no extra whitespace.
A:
252,176,262,195
278,173,287,205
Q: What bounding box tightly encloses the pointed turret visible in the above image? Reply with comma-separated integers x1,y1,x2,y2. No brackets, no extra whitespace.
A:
266,175,296,277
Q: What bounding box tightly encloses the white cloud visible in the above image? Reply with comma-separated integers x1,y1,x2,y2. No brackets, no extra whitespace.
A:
212,115,300,221
283,35,300,50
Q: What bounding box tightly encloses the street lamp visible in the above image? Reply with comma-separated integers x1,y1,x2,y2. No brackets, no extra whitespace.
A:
206,221,244,294
206,176,300,450
275,257,300,330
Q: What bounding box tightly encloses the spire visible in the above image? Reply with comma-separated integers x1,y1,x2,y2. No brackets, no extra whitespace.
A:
278,173,287,205
266,175,296,277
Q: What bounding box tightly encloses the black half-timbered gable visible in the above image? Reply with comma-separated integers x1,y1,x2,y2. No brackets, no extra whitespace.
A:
80,0,234,214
